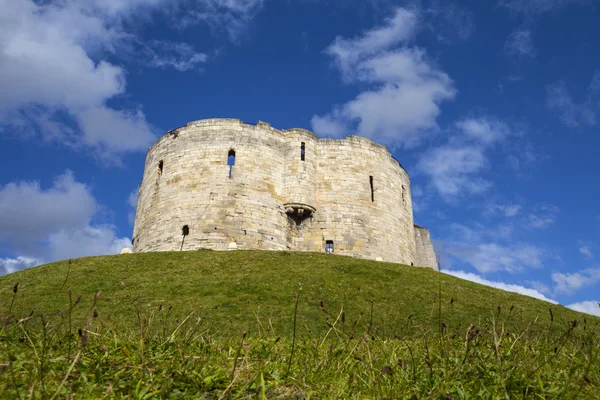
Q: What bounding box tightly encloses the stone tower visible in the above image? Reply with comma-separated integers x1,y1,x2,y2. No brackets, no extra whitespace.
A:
132,118,437,269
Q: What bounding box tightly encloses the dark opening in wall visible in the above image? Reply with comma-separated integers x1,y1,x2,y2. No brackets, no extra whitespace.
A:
158,160,164,175
369,176,374,202
325,240,334,253
180,225,189,251
228,149,236,179
300,142,305,161
402,185,406,205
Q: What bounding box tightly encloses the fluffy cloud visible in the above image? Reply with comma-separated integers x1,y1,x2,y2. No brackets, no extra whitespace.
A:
567,301,600,317
0,171,96,245
546,72,600,128
0,0,264,161
417,145,491,198
0,171,131,274
438,222,546,274
47,226,132,262
311,7,456,147
552,268,600,294
0,0,157,159
504,29,535,58
417,117,511,200
0,256,42,275
442,269,557,303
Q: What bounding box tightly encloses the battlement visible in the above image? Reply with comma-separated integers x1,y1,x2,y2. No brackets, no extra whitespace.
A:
133,117,435,269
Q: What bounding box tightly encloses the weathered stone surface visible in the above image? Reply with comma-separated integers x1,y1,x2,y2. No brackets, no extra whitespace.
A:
131,118,437,269
413,225,438,270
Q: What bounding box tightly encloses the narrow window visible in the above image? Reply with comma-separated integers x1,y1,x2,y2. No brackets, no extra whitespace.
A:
402,185,406,205
300,142,305,161
158,160,164,175
227,149,236,179
369,176,374,202
325,240,334,254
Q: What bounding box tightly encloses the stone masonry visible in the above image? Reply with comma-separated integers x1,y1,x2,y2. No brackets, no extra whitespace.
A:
132,118,438,270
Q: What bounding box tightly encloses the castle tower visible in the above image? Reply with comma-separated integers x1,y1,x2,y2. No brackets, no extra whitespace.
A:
132,118,436,268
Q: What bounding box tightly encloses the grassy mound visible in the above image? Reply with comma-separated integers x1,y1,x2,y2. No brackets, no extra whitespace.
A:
0,250,594,337
1,251,599,398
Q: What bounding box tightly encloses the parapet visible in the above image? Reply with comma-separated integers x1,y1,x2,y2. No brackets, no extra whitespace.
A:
148,119,404,172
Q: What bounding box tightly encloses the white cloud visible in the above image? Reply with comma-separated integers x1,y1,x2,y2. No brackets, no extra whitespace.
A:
47,226,132,261
0,171,131,274
504,29,535,58
445,242,544,274
567,301,600,317
438,222,546,274
527,213,555,229
442,269,557,303
552,268,600,294
0,0,264,160
417,116,512,200
0,171,96,245
456,118,510,144
579,246,593,258
0,0,155,159
0,256,43,275
143,41,208,71
526,204,559,230
311,7,456,147
417,145,491,197
546,73,600,128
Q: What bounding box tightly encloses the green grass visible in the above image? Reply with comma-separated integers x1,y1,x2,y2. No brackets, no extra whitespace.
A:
1,250,599,398
0,250,595,336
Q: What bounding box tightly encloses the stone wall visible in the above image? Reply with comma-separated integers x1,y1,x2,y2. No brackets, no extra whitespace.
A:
132,118,434,268
413,225,438,270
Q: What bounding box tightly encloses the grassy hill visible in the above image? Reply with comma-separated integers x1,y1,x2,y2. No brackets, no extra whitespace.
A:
1,251,599,398
0,250,595,337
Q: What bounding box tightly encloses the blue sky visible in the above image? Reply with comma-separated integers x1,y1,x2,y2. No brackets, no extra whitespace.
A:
1,0,599,316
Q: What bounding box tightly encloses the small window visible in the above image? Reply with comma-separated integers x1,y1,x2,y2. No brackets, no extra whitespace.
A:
369,176,374,202
158,160,164,175
227,149,236,179
325,240,334,254
300,142,305,161
402,185,406,205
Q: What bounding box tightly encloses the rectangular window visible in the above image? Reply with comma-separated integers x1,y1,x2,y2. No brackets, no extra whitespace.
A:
369,175,374,202
300,142,305,161
325,240,334,253
228,149,236,179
